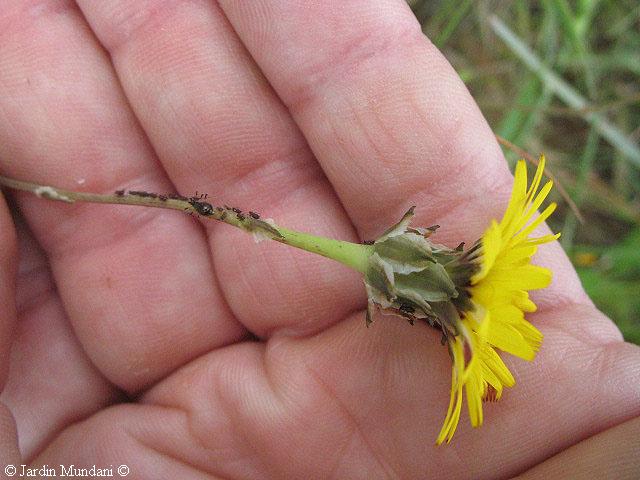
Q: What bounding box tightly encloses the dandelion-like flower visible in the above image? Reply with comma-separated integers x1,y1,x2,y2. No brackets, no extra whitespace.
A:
362,156,559,444
0,154,560,446
436,156,559,444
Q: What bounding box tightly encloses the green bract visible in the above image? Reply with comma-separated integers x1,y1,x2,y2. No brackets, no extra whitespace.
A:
363,207,479,339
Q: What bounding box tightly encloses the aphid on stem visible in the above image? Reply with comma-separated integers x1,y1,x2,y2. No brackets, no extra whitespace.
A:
188,198,214,216
129,190,158,198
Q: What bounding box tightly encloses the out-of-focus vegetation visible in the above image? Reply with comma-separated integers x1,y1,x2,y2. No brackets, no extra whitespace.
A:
409,0,640,343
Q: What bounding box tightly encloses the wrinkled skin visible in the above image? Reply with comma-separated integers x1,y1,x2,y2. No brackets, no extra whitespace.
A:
0,1,638,479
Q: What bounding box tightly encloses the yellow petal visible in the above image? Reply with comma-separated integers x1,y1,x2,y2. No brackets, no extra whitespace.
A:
480,345,515,388
512,290,537,312
523,233,561,246
485,320,535,360
495,244,538,266
472,221,502,283
436,338,465,445
524,156,546,208
484,264,552,290
502,160,529,223
465,363,485,427
511,202,557,245
514,320,543,353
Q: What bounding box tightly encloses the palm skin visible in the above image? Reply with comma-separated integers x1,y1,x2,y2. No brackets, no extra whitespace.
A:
0,1,638,478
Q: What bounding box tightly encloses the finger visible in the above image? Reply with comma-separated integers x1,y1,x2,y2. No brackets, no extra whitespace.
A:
0,0,243,391
33,404,216,479
0,195,17,386
0,403,20,466
138,308,640,478
0,192,19,464
76,0,365,337
30,307,640,477
1,220,120,460
514,416,640,480
217,0,587,307
217,0,508,237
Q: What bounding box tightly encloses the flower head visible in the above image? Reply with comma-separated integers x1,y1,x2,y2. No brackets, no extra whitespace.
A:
0,152,559,447
363,156,559,444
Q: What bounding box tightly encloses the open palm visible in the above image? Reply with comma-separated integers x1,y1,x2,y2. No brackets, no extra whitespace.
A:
0,1,638,478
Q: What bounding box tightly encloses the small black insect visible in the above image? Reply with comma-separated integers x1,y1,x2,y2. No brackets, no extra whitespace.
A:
396,303,416,326
249,211,260,219
399,303,415,314
231,207,242,214
236,213,245,221
158,194,168,201
189,199,214,216
362,239,375,245
115,189,125,196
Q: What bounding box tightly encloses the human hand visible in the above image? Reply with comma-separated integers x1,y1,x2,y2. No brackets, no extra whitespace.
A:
0,1,638,478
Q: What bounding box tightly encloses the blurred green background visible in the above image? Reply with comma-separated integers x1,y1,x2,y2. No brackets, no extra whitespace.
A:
409,0,640,344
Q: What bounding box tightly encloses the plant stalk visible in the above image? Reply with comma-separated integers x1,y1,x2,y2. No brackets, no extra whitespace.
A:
0,174,372,274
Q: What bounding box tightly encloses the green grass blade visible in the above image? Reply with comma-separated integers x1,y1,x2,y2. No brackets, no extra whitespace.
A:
434,0,474,48
489,15,640,167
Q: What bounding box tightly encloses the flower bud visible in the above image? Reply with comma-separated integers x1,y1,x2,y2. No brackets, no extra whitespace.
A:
363,207,478,339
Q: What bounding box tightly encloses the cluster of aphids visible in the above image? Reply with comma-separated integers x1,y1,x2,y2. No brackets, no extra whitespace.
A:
218,205,262,222
115,188,260,222
115,188,180,202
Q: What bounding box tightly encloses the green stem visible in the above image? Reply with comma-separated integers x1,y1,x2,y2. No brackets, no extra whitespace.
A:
0,174,372,274
276,227,373,274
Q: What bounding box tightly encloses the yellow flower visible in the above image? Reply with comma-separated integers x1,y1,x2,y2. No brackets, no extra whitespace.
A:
436,156,560,445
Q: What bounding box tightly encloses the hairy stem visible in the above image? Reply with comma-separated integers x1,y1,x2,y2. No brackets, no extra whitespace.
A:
0,174,372,274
